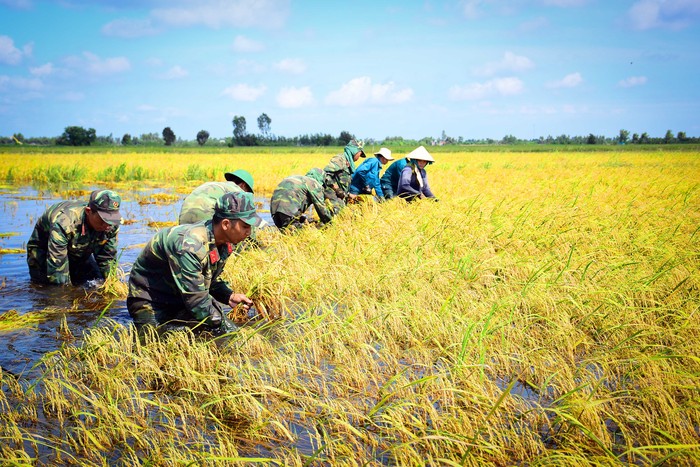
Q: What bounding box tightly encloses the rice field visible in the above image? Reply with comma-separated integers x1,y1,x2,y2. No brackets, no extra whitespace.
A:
1,147,699,465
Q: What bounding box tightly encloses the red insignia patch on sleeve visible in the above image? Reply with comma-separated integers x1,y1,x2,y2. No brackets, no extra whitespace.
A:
209,249,220,264
227,243,233,254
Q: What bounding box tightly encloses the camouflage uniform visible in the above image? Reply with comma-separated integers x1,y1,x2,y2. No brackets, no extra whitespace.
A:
128,192,262,335
323,140,364,214
270,168,333,230
179,181,243,224
127,221,234,332
27,192,120,285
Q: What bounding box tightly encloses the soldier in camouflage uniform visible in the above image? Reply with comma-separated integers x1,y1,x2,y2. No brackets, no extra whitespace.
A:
128,191,262,336
178,169,254,224
270,168,333,230
323,139,365,214
26,189,121,286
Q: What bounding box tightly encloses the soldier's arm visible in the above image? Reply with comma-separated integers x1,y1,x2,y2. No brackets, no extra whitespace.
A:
46,222,71,285
310,187,333,224
93,228,119,279
170,250,219,323
210,266,234,304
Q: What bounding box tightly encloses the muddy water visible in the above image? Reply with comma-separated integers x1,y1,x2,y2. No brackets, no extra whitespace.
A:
0,185,273,378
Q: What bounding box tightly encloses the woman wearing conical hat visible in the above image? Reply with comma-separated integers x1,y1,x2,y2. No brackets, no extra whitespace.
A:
396,146,437,202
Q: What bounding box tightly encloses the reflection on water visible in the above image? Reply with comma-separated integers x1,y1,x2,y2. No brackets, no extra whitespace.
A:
0,185,273,377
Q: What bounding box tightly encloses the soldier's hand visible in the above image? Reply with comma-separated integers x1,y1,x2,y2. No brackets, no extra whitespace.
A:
229,293,252,311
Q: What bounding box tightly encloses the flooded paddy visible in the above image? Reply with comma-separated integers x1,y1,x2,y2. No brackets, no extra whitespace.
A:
1,149,698,465
0,185,272,378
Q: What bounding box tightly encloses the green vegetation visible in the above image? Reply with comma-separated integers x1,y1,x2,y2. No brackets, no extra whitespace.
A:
0,149,698,465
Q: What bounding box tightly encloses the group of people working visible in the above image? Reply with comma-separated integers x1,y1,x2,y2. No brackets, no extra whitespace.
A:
25,141,437,336
271,140,436,230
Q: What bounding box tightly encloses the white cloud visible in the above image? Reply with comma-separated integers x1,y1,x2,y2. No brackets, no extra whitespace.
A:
0,35,30,65
474,51,534,77
102,18,159,38
518,16,550,33
30,63,54,76
145,57,164,67
0,0,32,9
459,0,484,19
277,86,314,108
0,74,42,91
221,83,267,101
449,77,524,100
542,0,588,6
546,72,583,88
138,104,157,112
274,58,306,74
628,0,700,30
235,59,267,74
158,65,188,80
619,76,648,88
59,91,85,102
232,35,265,53
325,77,414,107
152,0,290,29
65,52,131,76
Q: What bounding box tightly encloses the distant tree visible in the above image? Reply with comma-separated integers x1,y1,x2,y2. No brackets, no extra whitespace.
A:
631,133,639,144
664,129,674,144
13,133,25,144
57,126,97,146
501,134,517,144
639,132,650,144
338,131,353,146
586,133,596,145
677,131,688,142
232,116,247,140
196,130,210,146
121,133,132,145
554,134,571,144
162,127,176,146
257,113,271,137
618,129,629,144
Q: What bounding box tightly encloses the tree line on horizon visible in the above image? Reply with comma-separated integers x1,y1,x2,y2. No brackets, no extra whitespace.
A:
2,113,698,147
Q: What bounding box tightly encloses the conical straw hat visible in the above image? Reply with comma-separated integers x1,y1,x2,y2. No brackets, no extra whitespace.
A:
406,145,435,162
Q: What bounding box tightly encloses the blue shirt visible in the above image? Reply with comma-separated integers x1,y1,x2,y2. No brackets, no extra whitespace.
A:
349,157,385,198
379,158,408,198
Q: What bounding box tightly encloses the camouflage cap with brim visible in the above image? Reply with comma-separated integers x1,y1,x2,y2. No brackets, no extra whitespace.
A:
348,139,366,157
215,192,262,227
89,189,122,226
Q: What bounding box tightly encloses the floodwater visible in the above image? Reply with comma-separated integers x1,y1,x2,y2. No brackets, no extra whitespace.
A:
0,185,273,378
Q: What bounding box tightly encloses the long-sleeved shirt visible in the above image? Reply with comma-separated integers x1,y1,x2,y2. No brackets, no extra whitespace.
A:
179,181,243,224
27,201,118,284
128,220,234,322
270,175,333,224
397,165,435,199
349,156,385,198
379,158,408,199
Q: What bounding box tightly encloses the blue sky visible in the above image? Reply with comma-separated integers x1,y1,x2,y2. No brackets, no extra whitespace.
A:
1,0,699,141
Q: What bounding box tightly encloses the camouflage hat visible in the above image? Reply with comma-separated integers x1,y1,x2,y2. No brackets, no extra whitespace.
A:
89,189,121,226
305,168,325,185
215,192,262,227
224,169,254,193
348,139,366,157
